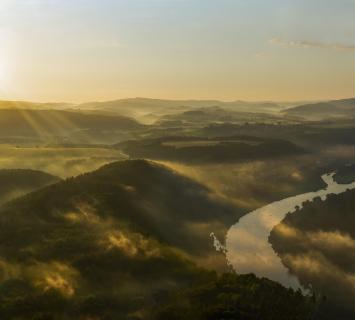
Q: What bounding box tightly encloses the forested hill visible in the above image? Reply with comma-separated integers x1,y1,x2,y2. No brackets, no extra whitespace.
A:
117,136,305,164
0,160,316,319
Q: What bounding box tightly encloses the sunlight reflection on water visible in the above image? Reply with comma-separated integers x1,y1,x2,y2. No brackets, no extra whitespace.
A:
216,173,355,289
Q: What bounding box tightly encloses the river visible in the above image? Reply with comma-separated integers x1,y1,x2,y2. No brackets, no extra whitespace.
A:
214,173,355,289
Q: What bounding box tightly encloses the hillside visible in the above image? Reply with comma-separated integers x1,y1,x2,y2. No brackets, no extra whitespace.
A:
0,109,144,144
284,98,355,120
156,106,289,127
0,169,60,205
0,160,239,262
0,161,238,311
0,100,72,110
77,98,287,124
149,273,315,320
117,136,305,164
79,97,285,113
0,160,317,319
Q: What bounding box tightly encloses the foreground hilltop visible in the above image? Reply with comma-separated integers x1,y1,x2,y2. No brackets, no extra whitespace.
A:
0,160,236,317
0,160,316,319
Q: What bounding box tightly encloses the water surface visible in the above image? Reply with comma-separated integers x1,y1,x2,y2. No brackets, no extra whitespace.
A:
221,173,355,288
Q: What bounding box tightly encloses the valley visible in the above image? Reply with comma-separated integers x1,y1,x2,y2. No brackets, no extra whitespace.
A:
2,1,355,318
0,97,355,319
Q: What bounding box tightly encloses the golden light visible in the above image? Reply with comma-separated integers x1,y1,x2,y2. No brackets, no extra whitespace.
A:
0,58,7,84
0,51,13,92
0,25,16,97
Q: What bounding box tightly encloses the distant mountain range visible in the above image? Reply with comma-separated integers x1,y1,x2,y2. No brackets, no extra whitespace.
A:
76,98,293,122
2,97,355,124
284,98,355,120
78,97,288,112
0,97,296,112
0,98,293,122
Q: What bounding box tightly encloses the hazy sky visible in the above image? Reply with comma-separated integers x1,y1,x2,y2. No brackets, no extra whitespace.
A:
0,0,355,102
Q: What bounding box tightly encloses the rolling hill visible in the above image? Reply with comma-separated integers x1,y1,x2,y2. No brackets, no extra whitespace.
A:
76,98,288,124
0,160,238,264
0,161,238,319
0,109,144,144
155,106,290,127
117,135,305,164
0,100,72,110
0,169,60,205
0,160,317,319
284,98,355,120
78,97,285,113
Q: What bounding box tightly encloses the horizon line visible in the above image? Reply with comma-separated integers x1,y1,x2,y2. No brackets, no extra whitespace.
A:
0,95,350,105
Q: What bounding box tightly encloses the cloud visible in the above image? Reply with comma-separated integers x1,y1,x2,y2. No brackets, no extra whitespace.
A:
0,259,79,297
254,52,268,59
270,37,355,52
272,224,355,308
105,231,161,258
63,202,162,259
283,251,355,308
274,224,355,253
309,230,355,250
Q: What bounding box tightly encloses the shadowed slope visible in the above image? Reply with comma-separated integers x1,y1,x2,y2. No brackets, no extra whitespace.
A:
0,169,60,205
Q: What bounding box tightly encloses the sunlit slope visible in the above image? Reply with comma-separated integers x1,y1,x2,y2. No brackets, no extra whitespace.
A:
0,160,238,281
0,100,71,110
0,109,144,144
0,145,127,178
0,160,239,260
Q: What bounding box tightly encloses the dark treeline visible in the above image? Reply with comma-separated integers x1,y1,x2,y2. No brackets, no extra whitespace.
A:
117,136,305,164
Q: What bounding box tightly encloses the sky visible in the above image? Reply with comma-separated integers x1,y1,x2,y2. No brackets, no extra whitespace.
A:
0,0,355,102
